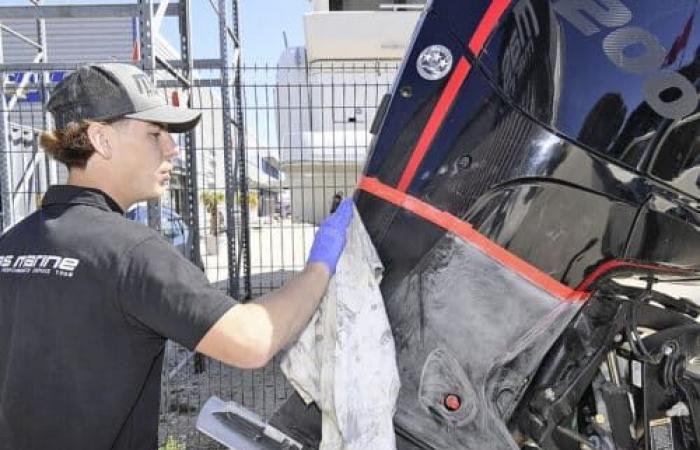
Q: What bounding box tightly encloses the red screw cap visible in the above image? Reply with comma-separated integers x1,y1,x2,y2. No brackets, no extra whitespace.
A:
444,394,461,412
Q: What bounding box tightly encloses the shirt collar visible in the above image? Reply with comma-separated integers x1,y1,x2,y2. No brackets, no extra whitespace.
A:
41,185,125,214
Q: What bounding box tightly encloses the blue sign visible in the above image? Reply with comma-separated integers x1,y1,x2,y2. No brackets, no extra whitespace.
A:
4,71,68,103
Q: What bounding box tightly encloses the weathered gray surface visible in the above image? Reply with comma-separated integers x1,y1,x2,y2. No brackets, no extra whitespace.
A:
386,233,582,449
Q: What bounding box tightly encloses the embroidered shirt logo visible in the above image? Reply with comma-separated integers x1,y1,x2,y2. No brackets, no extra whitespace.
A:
0,254,80,278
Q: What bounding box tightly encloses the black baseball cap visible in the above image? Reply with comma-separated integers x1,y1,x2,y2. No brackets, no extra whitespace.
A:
47,63,201,133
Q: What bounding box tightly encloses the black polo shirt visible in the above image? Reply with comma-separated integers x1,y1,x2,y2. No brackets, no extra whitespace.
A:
0,185,235,450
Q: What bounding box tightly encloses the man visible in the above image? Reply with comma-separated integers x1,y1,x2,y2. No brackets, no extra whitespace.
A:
0,63,353,449
330,192,343,214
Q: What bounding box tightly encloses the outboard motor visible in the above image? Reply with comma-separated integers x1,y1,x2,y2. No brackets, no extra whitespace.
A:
348,0,700,448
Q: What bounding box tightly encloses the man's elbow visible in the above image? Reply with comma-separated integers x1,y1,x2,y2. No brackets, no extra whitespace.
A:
234,311,276,368
199,338,272,369
251,352,273,369
234,344,273,369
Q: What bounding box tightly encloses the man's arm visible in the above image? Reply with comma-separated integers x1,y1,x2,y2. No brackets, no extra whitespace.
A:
195,262,329,369
195,199,354,369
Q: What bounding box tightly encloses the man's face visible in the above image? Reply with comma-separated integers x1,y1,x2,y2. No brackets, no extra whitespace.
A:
109,119,179,203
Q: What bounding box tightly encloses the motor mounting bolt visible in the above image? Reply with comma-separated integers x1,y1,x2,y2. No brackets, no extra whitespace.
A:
444,394,462,412
458,154,472,170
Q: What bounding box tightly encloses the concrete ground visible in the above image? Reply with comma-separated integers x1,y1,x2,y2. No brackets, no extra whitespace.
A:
202,217,317,294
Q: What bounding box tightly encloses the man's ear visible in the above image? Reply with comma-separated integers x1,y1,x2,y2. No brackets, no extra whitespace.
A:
86,122,114,160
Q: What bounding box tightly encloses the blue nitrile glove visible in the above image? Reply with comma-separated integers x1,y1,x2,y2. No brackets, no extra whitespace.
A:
307,199,354,275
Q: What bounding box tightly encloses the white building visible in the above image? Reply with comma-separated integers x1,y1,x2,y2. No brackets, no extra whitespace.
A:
276,0,423,224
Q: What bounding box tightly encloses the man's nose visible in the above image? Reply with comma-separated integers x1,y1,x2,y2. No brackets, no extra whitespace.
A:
162,132,180,159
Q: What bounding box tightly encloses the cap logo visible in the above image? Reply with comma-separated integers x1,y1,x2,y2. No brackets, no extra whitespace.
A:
132,73,157,97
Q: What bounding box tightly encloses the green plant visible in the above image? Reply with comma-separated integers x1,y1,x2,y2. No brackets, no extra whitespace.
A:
234,191,259,209
246,191,259,208
158,436,186,450
201,190,224,235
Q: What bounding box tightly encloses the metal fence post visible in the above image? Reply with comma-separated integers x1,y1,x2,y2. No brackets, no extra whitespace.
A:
35,2,57,187
179,0,202,269
0,25,13,233
230,0,252,299
218,0,241,298
0,81,13,234
138,0,162,233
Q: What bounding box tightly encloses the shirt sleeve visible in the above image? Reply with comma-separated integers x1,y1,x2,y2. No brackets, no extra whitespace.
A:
117,236,236,350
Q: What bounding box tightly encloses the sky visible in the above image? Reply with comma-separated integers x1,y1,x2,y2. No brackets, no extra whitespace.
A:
4,0,312,64
236,0,312,63
162,0,312,63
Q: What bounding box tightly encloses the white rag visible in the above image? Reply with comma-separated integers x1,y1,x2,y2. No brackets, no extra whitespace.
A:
281,206,400,450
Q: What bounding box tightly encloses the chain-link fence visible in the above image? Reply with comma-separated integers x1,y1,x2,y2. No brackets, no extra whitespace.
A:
0,60,399,448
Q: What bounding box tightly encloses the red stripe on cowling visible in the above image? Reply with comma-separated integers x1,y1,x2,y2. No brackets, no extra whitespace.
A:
359,176,588,302
574,260,691,293
360,177,695,300
396,0,512,192
469,0,512,55
396,57,471,192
